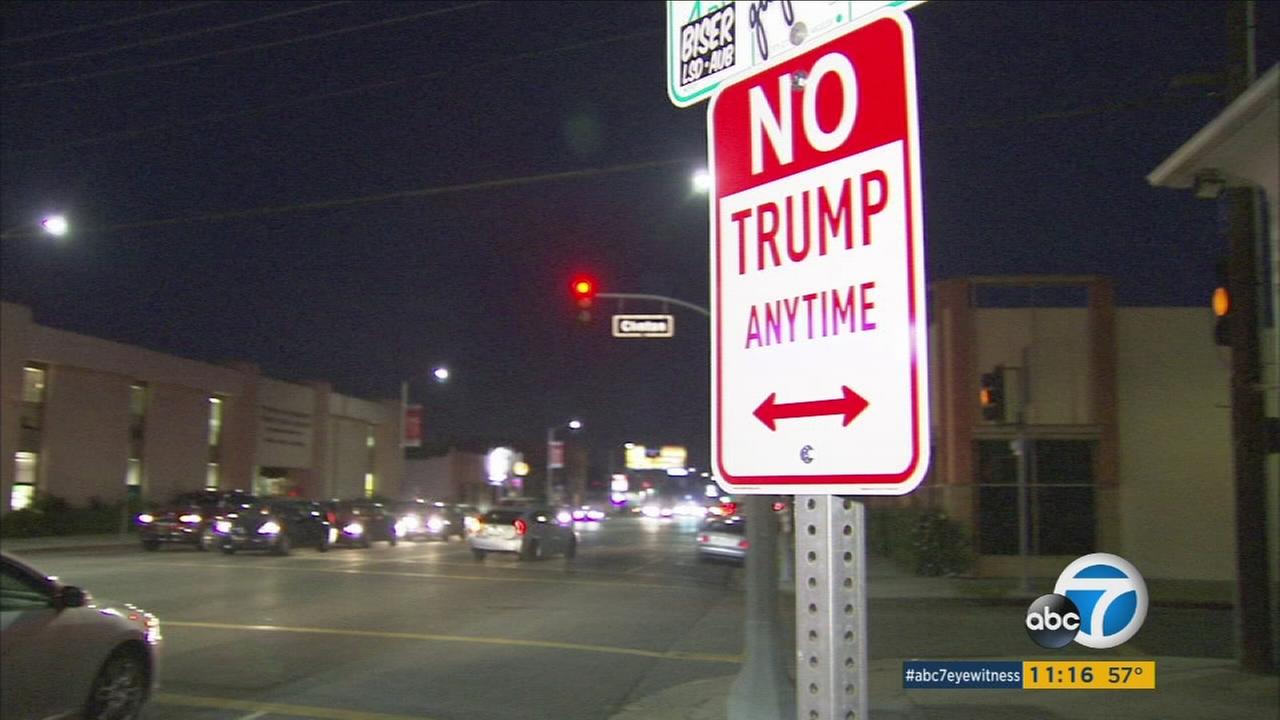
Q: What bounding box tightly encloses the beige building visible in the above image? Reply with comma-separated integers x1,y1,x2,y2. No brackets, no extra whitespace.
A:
0,301,403,512
912,276,1246,584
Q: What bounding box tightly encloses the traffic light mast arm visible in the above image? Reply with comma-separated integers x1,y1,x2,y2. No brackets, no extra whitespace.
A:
596,292,710,317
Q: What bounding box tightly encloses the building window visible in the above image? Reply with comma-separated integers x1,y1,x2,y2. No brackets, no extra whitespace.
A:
208,397,223,447
206,462,220,490
10,452,38,511
22,366,46,403
974,439,1096,556
364,472,376,497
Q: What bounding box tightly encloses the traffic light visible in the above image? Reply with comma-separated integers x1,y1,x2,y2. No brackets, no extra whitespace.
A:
570,276,596,323
1212,258,1231,346
571,277,595,308
980,366,1006,423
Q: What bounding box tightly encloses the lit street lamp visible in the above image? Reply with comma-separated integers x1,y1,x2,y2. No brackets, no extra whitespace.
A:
545,418,582,504
1,213,70,240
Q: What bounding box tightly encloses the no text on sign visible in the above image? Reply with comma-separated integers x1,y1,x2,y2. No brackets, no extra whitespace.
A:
708,11,929,495
612,314,675,338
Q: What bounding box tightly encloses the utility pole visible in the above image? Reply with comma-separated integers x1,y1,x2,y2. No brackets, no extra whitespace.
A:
1224,0,1275,675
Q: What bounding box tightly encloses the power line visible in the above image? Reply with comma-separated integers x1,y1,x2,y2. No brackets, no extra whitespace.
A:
3,2,350,70
1,2,216,47
3,158,691,239
2,27,661,158
6,1,493,90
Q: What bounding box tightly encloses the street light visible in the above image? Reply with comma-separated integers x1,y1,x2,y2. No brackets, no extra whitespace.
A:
1,212,70,240
545,418,583,504
400,365,450,449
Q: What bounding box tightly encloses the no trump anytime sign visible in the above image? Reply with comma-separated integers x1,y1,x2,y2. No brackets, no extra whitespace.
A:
709,12,929,496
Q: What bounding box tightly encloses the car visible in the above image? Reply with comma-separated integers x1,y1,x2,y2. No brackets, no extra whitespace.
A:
325,499,398,548
214,498,333,555
469,505,577,561
390,500,465,542
696,515,748,563
0,552,162,720
135,489,255,552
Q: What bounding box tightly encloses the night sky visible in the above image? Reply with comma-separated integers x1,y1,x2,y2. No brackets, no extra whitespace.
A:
3,1,1277,469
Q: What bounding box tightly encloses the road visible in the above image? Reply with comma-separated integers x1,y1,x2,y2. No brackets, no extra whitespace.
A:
16,516,1237,720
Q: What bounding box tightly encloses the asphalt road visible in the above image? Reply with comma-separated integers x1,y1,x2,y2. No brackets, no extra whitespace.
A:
16,516,1238,720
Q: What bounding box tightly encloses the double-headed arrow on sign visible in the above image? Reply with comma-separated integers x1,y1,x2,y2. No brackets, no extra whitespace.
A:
753,386,870,431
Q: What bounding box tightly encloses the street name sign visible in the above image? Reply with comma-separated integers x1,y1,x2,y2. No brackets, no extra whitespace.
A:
667,0,925,108
708,10,928,495
612,314,675,338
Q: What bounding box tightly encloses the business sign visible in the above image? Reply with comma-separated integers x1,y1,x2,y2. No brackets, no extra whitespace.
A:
666,1,925,108
625,444,689,471
612,314,675,338
708,11,929,495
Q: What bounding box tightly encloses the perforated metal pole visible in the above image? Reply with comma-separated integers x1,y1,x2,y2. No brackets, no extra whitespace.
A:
795,495,868,720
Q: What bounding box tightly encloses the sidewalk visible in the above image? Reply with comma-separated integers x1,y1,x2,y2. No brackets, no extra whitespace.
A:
611,554,1276,720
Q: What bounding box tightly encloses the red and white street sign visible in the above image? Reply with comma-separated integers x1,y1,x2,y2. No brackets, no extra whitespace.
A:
709,11,928,495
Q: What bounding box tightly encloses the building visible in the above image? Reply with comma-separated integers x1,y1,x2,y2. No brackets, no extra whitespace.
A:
0,301,403,512
918,275,1241,584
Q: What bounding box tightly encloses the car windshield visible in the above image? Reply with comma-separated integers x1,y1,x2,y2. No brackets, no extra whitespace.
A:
481,510,526,524
705,517,746,535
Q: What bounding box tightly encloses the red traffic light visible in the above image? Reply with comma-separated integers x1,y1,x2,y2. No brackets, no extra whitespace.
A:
571,277,596,308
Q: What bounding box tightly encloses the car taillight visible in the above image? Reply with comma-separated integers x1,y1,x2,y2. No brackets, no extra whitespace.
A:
513,519,528,535
738,539,750,550
698,534,709,543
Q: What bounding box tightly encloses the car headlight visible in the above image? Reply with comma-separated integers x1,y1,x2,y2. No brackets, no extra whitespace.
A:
258,520,281,535
401,515,421,531
178,513,202,524
215,519,232,534
136,513,154,524
425,516,445,532
587,510,605,521
344,522,364,536
557,510,572,524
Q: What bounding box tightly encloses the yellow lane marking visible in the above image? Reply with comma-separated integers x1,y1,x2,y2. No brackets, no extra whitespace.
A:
165,561,682,591
155,692,436,720
165,620,742,664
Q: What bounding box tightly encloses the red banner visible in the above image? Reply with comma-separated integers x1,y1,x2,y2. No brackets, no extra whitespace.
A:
548,440,565,469
403,404,423,448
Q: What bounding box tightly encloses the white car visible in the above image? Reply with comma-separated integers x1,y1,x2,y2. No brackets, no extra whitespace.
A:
0,552,162,720
696,516,748,563
469,506,577,561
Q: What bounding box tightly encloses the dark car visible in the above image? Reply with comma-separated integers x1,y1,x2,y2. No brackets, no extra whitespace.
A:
325,500,399,548
136,490,255,552
390,500,465,542
215,498,333,555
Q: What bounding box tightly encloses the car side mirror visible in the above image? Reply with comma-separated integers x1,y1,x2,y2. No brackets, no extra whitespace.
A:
55,585,87,609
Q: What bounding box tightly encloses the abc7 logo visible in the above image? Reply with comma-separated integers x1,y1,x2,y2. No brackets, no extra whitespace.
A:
1025,553,1148,650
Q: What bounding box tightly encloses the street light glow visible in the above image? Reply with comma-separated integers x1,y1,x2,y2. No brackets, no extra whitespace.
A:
432,367,450,383
691,169,710,194
41,215,68,237
568,419,583,430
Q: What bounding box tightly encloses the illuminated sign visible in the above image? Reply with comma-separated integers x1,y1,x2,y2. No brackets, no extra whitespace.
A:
625,444,689,470
612,314,675,338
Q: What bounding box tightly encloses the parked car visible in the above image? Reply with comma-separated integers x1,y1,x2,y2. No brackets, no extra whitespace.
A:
215,498,333,555
325,499,399,548
0,552,162,720
696,515,748,563
390,500,465,542
469,505,577,561
135,490,255,552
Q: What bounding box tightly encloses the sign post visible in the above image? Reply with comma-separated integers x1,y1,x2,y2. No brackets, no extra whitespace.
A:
707,10,927,719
